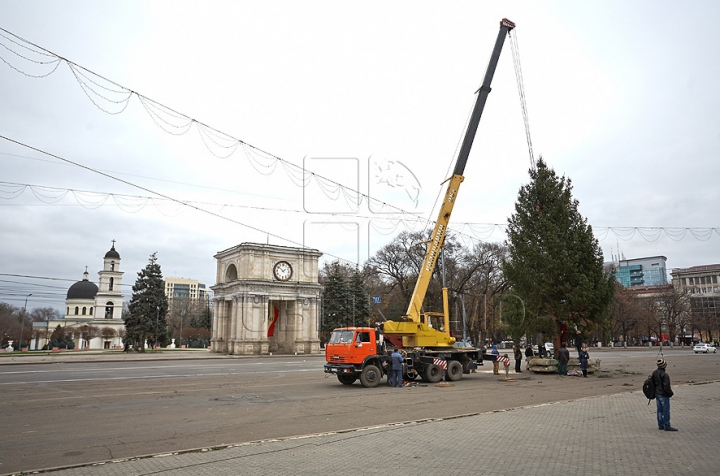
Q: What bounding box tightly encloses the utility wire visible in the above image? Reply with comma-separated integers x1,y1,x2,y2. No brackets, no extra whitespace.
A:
0,27,414,217
0,135,356,265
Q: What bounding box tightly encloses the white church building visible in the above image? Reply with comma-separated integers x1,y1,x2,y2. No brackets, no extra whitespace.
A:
33,242,125,350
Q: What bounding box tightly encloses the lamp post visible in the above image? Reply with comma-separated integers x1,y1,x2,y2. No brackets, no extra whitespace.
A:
155,306,160,349
19,293,32,351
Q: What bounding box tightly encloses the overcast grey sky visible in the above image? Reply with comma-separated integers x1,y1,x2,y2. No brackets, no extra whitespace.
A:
2,1,719,312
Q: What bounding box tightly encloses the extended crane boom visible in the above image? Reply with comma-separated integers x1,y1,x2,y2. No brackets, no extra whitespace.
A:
384,18,515,348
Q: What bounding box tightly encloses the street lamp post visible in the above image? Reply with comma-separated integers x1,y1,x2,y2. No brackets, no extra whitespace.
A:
155,306,160,349
19,293,32,351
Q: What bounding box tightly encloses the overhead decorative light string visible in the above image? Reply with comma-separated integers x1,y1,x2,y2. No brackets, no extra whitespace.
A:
0,27,413,217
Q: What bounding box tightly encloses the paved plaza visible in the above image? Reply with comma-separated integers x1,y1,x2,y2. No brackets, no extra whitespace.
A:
11,378,718,476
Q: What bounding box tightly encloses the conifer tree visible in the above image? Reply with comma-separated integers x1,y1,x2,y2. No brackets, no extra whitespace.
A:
502,158,615,349
319,262,373,342
125,253,169,352
320,263,351,342
350,269,371,326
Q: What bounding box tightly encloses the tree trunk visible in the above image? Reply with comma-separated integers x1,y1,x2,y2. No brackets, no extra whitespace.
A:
552,319,562,358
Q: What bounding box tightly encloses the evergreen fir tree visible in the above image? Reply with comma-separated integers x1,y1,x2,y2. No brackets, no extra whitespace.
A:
350,269,371,326
320,262,352,342
502,158,615,346
319,262,373,342
125,253,169,352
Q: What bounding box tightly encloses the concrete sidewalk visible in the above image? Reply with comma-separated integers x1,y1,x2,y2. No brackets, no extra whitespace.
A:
16,380,718,476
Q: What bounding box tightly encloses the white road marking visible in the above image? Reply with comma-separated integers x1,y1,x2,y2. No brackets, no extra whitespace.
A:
0,368,317,385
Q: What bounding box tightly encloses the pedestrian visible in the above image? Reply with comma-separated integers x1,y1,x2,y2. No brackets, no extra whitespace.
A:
525,343,534,360
390,347,404,388
557,343,570,376
491,344,500,375
514,344,523,373
578,346,590,377
653,359,677,431
538,343,547,358
575,330,583,355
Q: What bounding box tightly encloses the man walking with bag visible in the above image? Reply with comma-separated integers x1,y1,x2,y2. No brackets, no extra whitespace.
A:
653,358,677,431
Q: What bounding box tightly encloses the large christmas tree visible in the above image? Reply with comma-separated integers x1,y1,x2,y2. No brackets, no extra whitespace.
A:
502,158,615,350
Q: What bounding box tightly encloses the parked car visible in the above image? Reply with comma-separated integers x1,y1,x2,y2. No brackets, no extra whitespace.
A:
453,340,474,349
693,343,717,353
531,342,554,356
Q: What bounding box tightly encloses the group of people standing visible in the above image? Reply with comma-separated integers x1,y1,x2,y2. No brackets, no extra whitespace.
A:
491,338,678,432
495,341,591,377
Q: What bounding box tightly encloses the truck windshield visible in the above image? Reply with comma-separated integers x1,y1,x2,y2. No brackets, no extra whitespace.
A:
328,330,354,344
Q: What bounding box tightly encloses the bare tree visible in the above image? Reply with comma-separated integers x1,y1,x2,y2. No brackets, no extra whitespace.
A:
167,297,205,347
366,230,425,307
79,325,101,349
689,295,720,344
609,283,642,345
30,307,61,322
0,302,20,347
460,242,509,345
656,287,691,344
365,230,508,345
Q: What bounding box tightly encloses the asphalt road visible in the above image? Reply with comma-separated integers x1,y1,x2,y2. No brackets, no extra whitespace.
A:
0,358,319,385
0,347,717,475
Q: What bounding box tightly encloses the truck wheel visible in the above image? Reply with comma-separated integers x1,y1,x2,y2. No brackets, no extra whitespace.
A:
445,360,463,381
424,364,443,383
360,365,381,388
337,374,357,385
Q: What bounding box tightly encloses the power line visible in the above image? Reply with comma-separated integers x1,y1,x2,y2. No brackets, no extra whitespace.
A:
0,135,356,265
0,27,416,217
0,150,297,203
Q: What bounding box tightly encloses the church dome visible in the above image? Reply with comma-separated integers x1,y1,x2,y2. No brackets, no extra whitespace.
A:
104,244,120,259
67,276,98,300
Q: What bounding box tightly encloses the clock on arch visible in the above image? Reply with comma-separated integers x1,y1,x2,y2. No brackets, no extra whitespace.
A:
273,261,293,281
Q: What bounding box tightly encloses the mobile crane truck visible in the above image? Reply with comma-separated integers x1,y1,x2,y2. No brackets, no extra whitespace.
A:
325,19,516,387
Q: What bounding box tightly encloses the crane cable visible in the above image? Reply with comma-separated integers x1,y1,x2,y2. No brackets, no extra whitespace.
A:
509,29,536,170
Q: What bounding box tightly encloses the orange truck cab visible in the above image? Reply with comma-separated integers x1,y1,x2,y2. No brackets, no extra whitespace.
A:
324,327,386,387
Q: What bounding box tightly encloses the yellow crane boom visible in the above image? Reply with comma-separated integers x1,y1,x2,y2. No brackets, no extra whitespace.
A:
384,18,516,348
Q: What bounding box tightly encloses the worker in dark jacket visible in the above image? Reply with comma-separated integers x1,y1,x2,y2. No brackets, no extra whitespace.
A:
513,344,523,373
390,348,404,388
557,343,570,375
525,344,534,359
578,346,590,377
652,359,677,431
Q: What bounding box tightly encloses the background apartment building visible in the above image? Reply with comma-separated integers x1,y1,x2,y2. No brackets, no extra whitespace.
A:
614,256,668,288
671,264,720,343
164,277,207,301
671,264,720,295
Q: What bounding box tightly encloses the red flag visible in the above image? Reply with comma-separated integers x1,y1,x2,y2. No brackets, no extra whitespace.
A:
268,306,279,337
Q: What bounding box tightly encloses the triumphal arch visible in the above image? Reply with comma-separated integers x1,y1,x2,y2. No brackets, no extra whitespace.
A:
210,243,323,355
